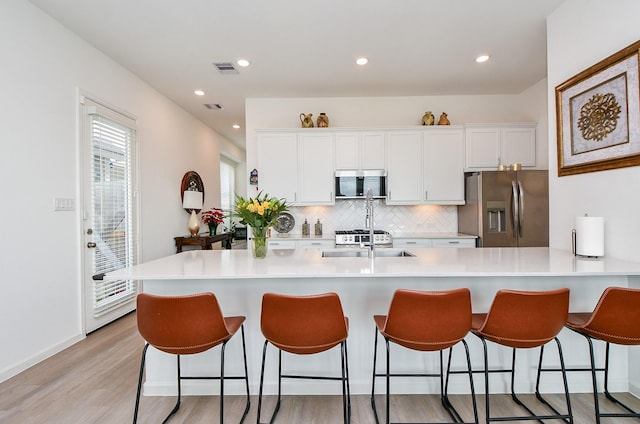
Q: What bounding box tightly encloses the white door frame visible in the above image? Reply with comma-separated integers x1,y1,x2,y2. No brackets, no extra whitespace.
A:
78,92,140,334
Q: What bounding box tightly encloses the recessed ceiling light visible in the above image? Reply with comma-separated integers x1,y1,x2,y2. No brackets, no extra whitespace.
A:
232,124,240,129
356,57,368,66
194,90,205,96
475,55,490,63
236,59,250,67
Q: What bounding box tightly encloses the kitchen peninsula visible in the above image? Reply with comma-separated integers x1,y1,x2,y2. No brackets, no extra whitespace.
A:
107,247,640,398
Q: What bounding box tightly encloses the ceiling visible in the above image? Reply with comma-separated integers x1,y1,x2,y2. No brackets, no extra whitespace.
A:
29,0,565,150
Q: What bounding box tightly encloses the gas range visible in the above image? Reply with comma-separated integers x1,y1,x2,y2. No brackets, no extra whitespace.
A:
335,229,393,247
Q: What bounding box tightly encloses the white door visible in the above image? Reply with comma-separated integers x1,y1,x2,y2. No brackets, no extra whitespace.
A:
81,96,140,333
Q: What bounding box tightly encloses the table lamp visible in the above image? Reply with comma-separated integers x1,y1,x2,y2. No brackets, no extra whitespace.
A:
183,190,202,236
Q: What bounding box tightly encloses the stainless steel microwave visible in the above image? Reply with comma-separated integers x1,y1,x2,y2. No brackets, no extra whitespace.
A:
335,170,387,199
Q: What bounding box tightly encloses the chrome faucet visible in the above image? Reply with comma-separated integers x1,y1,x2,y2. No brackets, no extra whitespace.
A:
365,188,375,258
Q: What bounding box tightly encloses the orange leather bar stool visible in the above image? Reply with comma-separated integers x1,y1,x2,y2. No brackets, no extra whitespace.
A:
371,288,479,424
133,292,250,424
257,292,350,424
471,288,573,423
562,286,640,423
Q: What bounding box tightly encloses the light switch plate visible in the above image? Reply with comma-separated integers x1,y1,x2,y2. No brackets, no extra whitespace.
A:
54,197,75,211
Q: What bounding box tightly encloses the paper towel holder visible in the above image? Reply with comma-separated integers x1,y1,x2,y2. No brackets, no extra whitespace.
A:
572,214,604,258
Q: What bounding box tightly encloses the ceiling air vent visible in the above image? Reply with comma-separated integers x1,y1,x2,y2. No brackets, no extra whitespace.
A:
213,62,239,74
204,103,224,110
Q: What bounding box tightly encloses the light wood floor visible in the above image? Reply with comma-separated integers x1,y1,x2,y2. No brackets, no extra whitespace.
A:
2,312,639,423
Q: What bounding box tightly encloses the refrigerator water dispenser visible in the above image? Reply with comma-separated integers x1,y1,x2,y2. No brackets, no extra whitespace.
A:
487,201,506,233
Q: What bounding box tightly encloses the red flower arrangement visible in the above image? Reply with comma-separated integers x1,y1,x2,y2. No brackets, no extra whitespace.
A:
201,207,224,225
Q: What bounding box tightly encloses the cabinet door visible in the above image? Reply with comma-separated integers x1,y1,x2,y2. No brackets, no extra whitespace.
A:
502,126,536,167
334,132,359,170
297,239,334,249
258,133,298,202
386,131,422,204
431,238,476,248
267,239,297,249
334,131,385,170
423,129,464,204
361,131,386,169
393,238,432,248
298,133,334,204
465,126,501,168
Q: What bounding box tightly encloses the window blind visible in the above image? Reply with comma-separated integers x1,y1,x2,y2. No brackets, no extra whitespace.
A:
89,110,139,316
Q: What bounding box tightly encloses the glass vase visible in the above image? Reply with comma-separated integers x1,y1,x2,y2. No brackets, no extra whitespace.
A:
208,223,217,236
252,226,268,259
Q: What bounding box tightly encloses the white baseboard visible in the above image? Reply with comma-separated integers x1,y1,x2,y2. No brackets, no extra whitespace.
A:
0,334,84,383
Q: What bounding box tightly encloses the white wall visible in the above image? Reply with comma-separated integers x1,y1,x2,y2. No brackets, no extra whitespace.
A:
547,0,640,261
0,0,244,382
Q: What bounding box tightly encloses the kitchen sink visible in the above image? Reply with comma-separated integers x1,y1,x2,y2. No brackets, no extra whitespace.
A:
322,249,415,258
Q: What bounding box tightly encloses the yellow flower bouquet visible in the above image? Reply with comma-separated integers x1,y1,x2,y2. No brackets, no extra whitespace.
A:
232,192,288,258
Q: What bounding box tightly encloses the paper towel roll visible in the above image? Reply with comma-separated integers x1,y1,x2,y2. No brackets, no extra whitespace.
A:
574,216,604,257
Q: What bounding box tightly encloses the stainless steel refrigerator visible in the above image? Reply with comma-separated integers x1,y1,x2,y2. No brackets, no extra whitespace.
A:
458,170,549,247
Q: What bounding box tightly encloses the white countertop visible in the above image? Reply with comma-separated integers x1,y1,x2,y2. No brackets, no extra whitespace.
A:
106,247,640,281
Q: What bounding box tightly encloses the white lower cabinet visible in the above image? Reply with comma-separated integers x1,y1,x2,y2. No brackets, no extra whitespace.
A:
267,239,297,249
394,237,476,249
393,238,433,248
268,239,334,249
296,239,334,249
431,238,476,248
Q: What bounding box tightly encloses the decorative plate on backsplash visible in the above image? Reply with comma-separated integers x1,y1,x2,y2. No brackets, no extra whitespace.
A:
274,212,295,233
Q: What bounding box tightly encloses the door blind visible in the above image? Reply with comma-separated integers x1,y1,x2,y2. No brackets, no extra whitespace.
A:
90,111,139,316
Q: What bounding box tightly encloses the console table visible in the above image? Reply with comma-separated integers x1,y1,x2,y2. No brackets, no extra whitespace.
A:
174,233,233,253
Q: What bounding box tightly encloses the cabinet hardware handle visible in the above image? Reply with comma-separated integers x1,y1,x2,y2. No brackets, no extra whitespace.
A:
87,242,97,248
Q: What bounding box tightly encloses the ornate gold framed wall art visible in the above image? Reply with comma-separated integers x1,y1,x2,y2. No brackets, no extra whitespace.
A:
556,40,640,176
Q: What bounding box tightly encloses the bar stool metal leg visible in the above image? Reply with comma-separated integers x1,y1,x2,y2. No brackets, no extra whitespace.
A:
371,329,478,424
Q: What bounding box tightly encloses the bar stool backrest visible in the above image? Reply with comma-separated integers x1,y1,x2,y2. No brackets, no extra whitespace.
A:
136,292,231,355
581,286,640,345
260,292,348,355
478,288,569,348
382,288,472,351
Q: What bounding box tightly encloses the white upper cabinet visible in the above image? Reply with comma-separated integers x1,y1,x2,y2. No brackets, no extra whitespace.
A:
334,132,359,169
258,132,298,202
257,130,334,206
334,131,385,170
258,123,534,207
465,123,536,170
386,130,423,204
386,127,465,205
361,131,386,169
423,128,465,204
298,132,334,205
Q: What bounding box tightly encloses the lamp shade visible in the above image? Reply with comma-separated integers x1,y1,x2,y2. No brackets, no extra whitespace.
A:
182,190,202,210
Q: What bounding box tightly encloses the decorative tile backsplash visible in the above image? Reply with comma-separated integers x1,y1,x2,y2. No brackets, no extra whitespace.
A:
285,200,458,235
